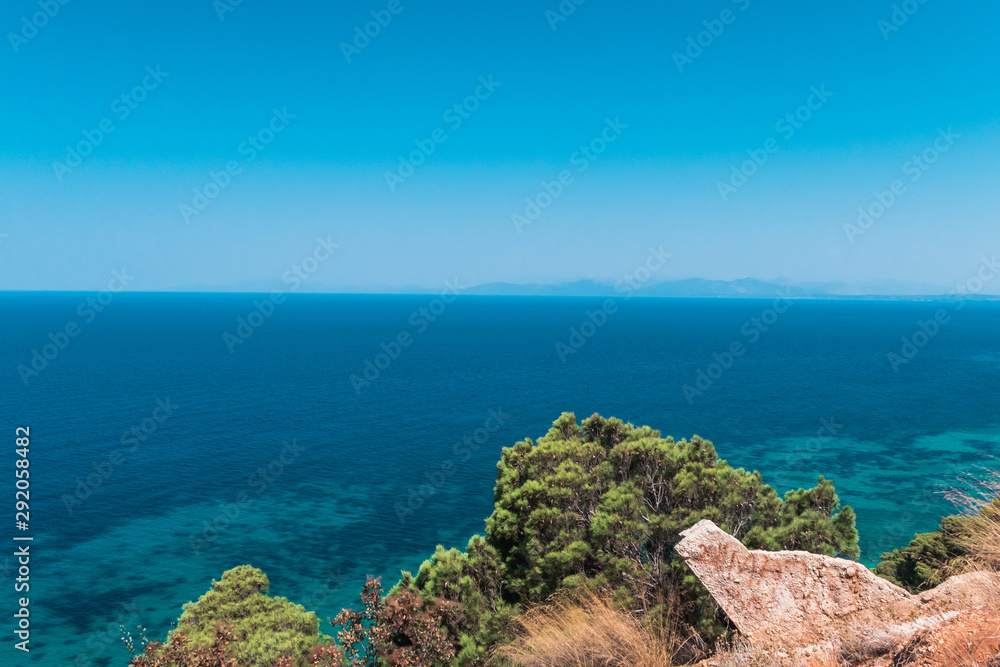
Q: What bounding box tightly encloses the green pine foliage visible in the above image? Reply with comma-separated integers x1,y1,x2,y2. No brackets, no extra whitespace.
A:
171,565,330,667
875,530,957,591
389,537,519,666
874,496,1000,592
377,412,860,657
485,413,859,597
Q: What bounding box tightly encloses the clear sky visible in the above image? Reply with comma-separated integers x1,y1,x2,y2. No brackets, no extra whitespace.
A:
1,0,998,292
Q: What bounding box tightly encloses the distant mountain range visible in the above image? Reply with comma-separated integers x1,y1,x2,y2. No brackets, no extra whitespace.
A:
164,277,999,299
463,278,784,297
457,278,998,300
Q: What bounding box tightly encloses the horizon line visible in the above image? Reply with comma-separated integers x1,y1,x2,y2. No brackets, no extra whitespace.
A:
0,289,992,302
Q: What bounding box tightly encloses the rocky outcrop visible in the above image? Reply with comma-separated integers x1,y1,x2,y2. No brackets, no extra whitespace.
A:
889,607,1000,666
676,519,916,646
679,520,1000,666
676,521,1000,665
915,570,999,609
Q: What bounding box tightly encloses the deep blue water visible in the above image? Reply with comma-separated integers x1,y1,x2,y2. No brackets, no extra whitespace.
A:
1,293,998,667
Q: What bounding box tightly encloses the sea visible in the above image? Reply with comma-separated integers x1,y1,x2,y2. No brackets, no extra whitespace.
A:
1,292,998,667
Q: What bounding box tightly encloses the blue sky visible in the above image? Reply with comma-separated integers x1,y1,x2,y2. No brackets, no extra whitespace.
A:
1,0,998,292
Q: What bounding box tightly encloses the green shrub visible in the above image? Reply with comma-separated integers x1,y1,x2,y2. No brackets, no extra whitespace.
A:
391,536,519,666
486,413,858,639
170,565,330,667
365,412,859,659
875,495,1000,591
333,576,463,667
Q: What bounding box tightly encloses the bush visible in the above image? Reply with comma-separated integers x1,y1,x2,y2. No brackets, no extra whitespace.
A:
487,413,858,637
875,487,1000,591
874,529,960,592
332,576,460,667
123,622,241,667
946,473,1000,572
160,565,332,667
355,413,859,659
391,536,519,665
330,577,384,667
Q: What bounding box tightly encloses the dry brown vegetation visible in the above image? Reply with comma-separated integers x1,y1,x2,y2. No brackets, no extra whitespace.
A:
946,469,1000,574
935,474,1000,667
835,624,907,666
493,589,688,667
837,471,1000,667
709,637,804,667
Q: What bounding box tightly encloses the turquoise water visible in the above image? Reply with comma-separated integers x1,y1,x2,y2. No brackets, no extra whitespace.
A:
0,293,997,666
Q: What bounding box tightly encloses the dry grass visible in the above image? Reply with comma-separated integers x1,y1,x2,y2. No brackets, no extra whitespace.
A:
946,468,1000,575
940,614,1000,667
710,638,804,667
835,623,905,665
937,468,1000,666
493,590,684,667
